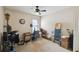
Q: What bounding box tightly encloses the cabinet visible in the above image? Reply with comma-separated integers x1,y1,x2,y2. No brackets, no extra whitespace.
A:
61,36,69,49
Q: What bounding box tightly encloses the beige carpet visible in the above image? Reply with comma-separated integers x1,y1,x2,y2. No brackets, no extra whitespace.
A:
15,38,70,52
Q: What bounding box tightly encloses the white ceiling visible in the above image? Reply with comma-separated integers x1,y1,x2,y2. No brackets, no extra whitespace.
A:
4,6,71,16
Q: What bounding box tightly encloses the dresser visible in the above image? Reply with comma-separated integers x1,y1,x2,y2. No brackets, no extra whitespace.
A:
61,36,69,49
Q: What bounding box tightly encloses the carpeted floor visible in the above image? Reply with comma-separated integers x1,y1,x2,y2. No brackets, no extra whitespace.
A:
15,38,70,52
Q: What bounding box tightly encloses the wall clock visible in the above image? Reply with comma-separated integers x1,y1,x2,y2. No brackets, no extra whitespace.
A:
19,19,25,24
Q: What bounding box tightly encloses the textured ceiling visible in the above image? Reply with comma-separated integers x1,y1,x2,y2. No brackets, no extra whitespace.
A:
4,6,71,16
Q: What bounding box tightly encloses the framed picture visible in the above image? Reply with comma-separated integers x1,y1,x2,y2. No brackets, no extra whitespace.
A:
19,19,25,24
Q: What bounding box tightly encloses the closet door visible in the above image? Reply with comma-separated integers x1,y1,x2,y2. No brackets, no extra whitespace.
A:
54,29,61,41
54,23,62,43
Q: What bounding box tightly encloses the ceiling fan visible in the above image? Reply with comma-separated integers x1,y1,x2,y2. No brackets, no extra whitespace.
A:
34,6,46,15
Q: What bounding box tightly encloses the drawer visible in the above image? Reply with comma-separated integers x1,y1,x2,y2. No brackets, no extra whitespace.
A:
61,38,69,49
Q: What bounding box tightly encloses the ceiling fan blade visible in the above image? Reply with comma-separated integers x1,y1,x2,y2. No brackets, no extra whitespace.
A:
40,10,46,12
39,12,41,15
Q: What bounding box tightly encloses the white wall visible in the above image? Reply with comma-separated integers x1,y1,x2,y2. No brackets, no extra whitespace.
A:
4,9,41,40
41,7,75,36
0,7,4,34
73,7,79,51
0,7,4,51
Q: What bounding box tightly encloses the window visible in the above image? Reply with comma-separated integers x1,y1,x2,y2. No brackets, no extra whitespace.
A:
32,19,39,33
